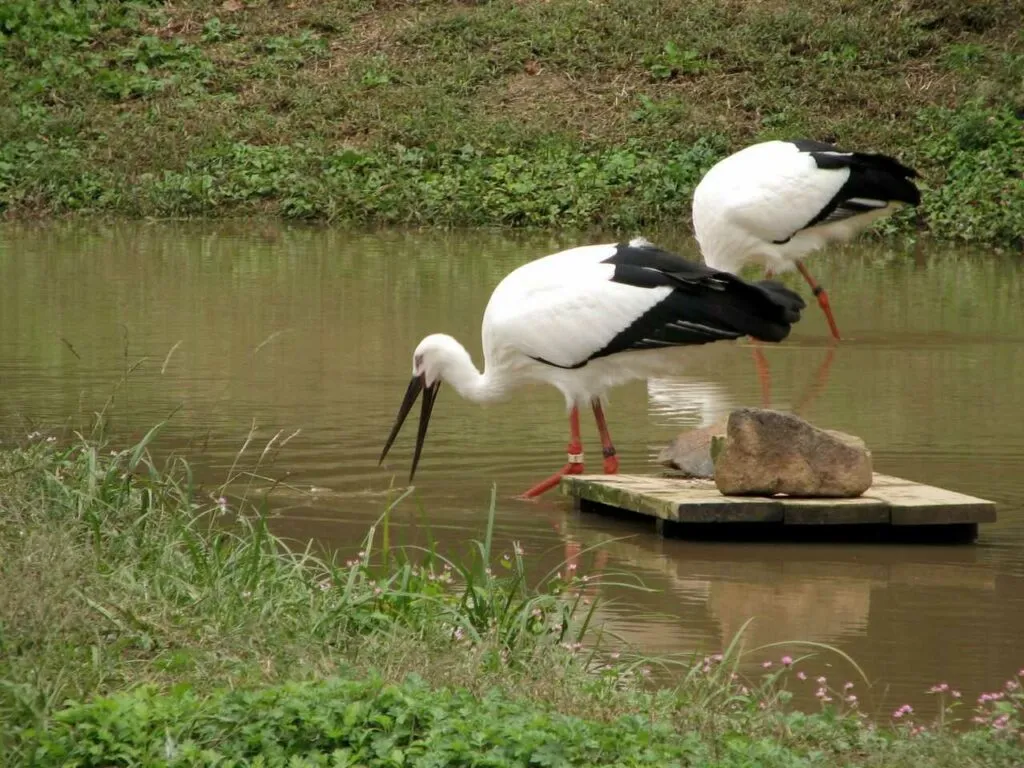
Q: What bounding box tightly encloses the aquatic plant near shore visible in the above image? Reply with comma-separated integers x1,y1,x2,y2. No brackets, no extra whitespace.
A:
3,424,1024,765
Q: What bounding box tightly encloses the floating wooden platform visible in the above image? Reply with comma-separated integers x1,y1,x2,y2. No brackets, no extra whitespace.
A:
559,473,997,543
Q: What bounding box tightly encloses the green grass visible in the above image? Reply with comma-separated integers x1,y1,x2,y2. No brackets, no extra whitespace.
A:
2,423,1024,765
0,0,1021,244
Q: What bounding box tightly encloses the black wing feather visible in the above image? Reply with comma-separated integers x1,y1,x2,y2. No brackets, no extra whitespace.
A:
532,241,804,369
773,140,922,244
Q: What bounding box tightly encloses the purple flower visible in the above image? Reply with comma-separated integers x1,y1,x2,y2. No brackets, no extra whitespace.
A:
816,676,827,684
893,704,913,719
762,660,773,669
844,682,854,691
781,655,793,666
846,694,858,704
928,682,950,694
951,690,962,699
797,671,807,681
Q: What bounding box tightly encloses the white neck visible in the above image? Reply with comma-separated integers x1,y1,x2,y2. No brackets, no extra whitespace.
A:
439,343,508,404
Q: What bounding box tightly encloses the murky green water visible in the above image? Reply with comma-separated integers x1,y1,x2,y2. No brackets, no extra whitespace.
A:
2,222,1022,717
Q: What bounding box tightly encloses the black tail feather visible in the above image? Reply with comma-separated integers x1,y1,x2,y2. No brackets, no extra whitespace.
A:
687,275,806,344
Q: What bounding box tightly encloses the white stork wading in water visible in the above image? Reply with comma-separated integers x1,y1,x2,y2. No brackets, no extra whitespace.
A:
692,139,922,340
378,238,805,499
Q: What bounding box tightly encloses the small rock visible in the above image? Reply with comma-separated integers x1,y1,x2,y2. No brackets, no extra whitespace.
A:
713,408,872,498
657,420,726,478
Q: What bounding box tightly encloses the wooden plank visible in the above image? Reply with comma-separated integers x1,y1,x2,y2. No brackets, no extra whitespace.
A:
871,483,997,525
560,473,997,529
564,475,784,523
783,498,890,525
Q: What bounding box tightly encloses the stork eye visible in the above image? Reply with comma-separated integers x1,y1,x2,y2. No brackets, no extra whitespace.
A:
414,354,424,370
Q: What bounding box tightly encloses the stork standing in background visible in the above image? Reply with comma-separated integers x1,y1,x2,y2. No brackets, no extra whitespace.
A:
379,238,804,499
692,139,922,340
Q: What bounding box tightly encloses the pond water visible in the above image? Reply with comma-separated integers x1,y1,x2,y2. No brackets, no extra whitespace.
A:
2,222,1022,718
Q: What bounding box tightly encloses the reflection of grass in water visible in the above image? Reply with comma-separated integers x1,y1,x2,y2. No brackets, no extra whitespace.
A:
3,414,1024,764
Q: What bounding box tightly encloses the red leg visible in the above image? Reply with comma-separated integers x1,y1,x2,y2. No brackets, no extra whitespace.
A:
793,344,837,415
795,260,841,340
591,399,619,474
750,341,772,407
518,407,584,499
750,267,775,407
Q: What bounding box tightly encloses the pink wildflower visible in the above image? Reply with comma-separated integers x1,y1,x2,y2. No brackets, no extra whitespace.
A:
797,671,807,681
762,660,773,669
781,655,793,666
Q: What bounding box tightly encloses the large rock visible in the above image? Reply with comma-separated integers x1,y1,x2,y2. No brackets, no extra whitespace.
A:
657,420,726,478
713,408,873,498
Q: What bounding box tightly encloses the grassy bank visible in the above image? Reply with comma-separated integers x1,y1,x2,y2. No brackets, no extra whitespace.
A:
2,427,1023,766
1,0,1021,245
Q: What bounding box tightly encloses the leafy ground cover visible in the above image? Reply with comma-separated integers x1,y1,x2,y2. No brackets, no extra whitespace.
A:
1,423,1022,766
0,0,1021,244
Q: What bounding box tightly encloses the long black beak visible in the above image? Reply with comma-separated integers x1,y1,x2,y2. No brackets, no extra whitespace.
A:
378,375,442,483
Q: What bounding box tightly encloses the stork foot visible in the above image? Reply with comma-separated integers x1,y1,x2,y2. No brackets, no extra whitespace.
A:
602,448,619,475
518,407,587,500
518,454,584,500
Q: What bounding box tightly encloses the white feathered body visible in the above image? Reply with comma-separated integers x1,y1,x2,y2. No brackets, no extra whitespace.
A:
693,140,917,275
480,243,685,408
426,239,804,410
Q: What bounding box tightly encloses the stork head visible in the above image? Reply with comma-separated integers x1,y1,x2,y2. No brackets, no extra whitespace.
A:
378,334,470,483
